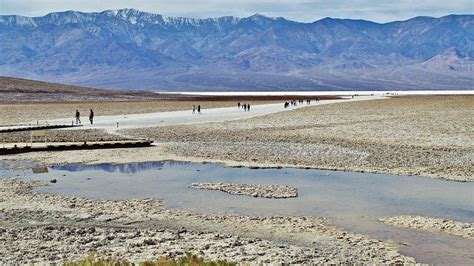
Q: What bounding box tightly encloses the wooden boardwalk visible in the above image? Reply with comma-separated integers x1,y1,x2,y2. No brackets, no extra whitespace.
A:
0,140,154,155
0,124,82,133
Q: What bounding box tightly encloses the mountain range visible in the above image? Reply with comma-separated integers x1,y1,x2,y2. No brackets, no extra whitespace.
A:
0,9,473,91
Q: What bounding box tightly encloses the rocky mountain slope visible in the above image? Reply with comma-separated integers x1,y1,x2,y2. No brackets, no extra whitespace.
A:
0,9,472,91
0,76,164,102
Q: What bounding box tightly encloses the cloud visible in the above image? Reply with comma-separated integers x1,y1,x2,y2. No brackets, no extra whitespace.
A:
0,0,472,22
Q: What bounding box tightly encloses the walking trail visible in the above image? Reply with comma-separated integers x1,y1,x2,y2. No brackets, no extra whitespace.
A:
49,96,384,133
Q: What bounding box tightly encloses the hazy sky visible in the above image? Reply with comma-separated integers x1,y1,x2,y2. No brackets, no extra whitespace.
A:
0,0,473,22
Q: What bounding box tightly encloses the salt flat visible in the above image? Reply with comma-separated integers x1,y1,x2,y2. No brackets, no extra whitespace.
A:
47,96,382,131
126,95,474,182
1,93,473,265
161,90,474,96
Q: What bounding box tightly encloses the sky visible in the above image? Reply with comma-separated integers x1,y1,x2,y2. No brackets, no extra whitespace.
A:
0,0,473,23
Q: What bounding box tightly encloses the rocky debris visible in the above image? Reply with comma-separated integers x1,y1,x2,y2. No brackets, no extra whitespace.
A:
379,215,474,239
0,225,349,264
49,179,57,183
191,182,298,199
0,178,415,264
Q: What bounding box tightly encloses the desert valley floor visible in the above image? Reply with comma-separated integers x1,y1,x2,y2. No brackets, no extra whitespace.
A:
1,88,473,264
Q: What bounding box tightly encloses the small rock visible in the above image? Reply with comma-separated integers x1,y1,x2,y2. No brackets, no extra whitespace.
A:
143,239,156,245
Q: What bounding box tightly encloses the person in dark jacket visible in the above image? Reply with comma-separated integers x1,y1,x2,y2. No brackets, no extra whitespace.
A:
75,110,81,124
89,109,94,124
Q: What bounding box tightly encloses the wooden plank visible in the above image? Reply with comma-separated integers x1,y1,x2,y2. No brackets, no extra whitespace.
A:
0,124,82,133
0,140,154,155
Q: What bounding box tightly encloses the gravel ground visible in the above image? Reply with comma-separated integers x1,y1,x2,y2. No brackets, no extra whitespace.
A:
379,216,474,239
190,183,298,199
0,178,415,264
124,96,474,181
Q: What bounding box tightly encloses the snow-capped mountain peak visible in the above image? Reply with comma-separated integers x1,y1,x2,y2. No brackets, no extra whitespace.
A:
0,10,472,91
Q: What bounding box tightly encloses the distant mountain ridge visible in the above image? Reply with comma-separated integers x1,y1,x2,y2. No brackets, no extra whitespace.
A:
0,9,473,91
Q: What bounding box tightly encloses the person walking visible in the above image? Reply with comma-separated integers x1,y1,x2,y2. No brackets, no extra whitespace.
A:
75,110,81,124
238,102,241,109
243,104,247,112
247,104,250,111
197,105,201,114
89,109,94,124
192,105,196,114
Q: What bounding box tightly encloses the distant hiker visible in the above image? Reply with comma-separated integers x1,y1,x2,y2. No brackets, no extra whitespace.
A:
247,104,250,111
75,110,81,124
243,104,247,112
192,105,196,114
89,109,94,124
197,105,201,114
238,102,241,109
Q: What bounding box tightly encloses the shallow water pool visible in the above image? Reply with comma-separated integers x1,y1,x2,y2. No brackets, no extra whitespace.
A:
1,160,473,264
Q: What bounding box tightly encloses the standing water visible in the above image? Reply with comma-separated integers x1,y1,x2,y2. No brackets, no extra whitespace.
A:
1,160,473,264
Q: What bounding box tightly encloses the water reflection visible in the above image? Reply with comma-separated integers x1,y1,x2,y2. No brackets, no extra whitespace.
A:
42,161,474,223
50,161,188,174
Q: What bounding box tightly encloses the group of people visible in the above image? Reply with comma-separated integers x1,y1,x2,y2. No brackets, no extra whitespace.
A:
75,109,94,125
73,96,327,126
284,97,320,108
284,100,298,108
192,105,201,114
237,102,251,111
